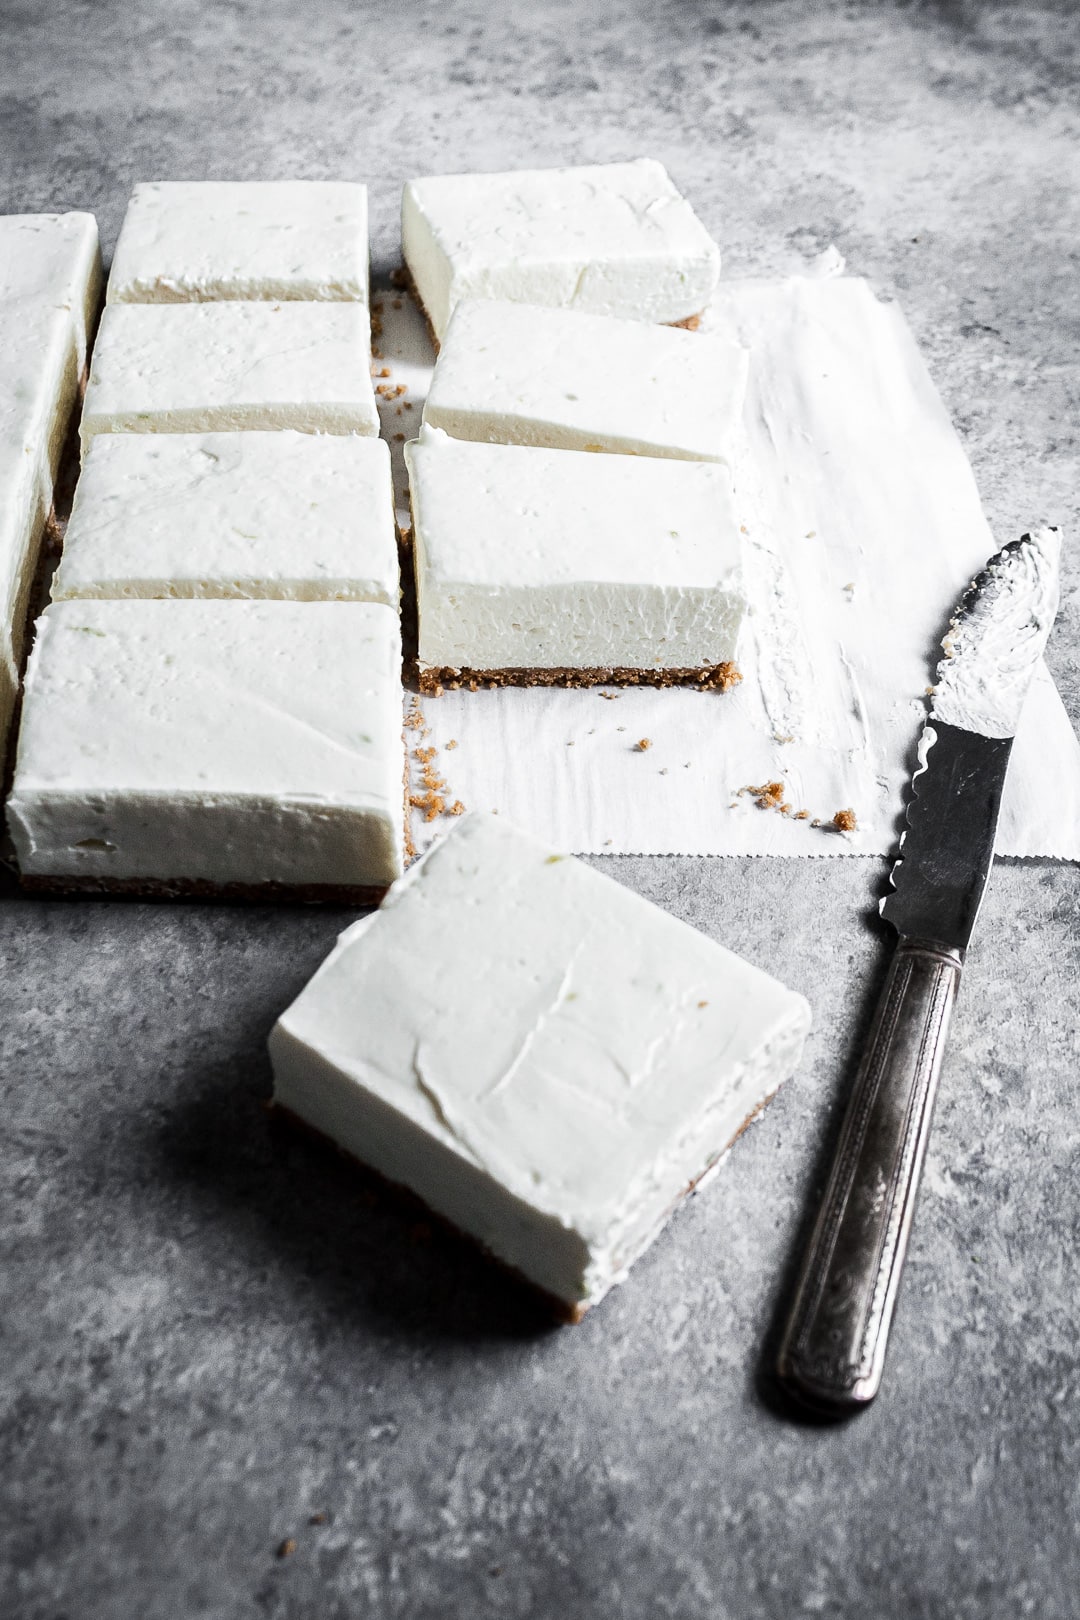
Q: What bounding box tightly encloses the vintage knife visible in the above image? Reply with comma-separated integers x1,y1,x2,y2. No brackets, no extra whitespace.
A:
777,527,1061,1414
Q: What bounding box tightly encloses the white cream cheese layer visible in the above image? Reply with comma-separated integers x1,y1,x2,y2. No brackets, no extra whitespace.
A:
0,212,102,749
423,299,748,464
402,159,721,341
52,432,399,605
407,427,746,673
80,302,378,446
8,599,405,888
0,213,102,386
107,181,370,305
270,812,811,1311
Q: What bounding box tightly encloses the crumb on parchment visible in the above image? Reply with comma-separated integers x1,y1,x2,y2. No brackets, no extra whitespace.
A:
409,734,465,825
832,808,858,833
635,738,652,751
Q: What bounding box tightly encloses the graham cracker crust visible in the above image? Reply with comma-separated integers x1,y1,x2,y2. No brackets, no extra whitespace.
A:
399,265,707,354
18,873,388,906
270,1082,780,1325
417,661,741,695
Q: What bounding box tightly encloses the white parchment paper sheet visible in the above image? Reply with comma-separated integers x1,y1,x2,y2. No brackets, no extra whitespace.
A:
375,277,1080,861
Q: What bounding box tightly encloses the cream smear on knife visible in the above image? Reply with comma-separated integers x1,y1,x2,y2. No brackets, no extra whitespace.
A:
932,527,1061,740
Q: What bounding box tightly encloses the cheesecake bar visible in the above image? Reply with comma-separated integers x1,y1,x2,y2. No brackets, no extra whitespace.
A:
107,181,369,305
8,598,404,897
424,299,748,463
52,432,399,605
402,159,721,342
80,302,379,447
406,427,746,689
0,212,102,752
270,812,811,1317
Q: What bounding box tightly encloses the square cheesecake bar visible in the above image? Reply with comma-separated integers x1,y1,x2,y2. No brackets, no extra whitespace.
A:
107,181,370,305
0,212,102,752
80,302,379,446
52,432,399,605
7,598,405,898
406,427,746,690
402,159,721,342
423,299,749,463
270,812,811,1317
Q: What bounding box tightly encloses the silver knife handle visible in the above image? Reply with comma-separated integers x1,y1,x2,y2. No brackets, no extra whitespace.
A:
777,936,962,1413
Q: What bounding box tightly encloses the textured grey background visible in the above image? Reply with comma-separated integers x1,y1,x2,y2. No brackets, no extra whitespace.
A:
2,2,1079,1616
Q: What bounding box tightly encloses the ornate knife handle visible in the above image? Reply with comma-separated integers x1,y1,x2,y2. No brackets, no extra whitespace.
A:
777,937,962,1413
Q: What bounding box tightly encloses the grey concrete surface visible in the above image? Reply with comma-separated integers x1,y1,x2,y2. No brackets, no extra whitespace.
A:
2,2,1079,1615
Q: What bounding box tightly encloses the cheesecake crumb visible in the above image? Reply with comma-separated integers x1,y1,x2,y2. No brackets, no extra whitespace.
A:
449,800,465,815
599,691,620,700
698,1000,708,1009
794,809,810,821
445,738,458,750
832,807,858,833
390,266,408,287
277,1538,297,1559
635,738,652,751
394,433,405,442
309,1513,327,1526
378,367,391,378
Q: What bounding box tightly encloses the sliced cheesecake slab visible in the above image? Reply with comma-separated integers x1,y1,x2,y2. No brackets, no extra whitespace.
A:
406,427,746,689
107,181,370,305
8,598,404,898
270,811,811,1317
0,212,102,751
80,302,379,446
424,299,748,464
402,159,721,342
0,212,102,465
52,432,399,605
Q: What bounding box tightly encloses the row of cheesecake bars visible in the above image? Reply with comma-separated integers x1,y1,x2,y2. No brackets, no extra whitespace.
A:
0,178,813,1322
4,164,748,897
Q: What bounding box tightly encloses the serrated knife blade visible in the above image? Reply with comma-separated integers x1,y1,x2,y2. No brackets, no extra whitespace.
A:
777,527,1061,1415
882,528,1061,948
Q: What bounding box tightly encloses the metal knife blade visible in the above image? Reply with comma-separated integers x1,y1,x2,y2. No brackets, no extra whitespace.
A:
881,527,1061,949
777,527,1061,1414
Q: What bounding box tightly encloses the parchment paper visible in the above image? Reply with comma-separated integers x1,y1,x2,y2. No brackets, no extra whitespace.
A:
374,275,1080,862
